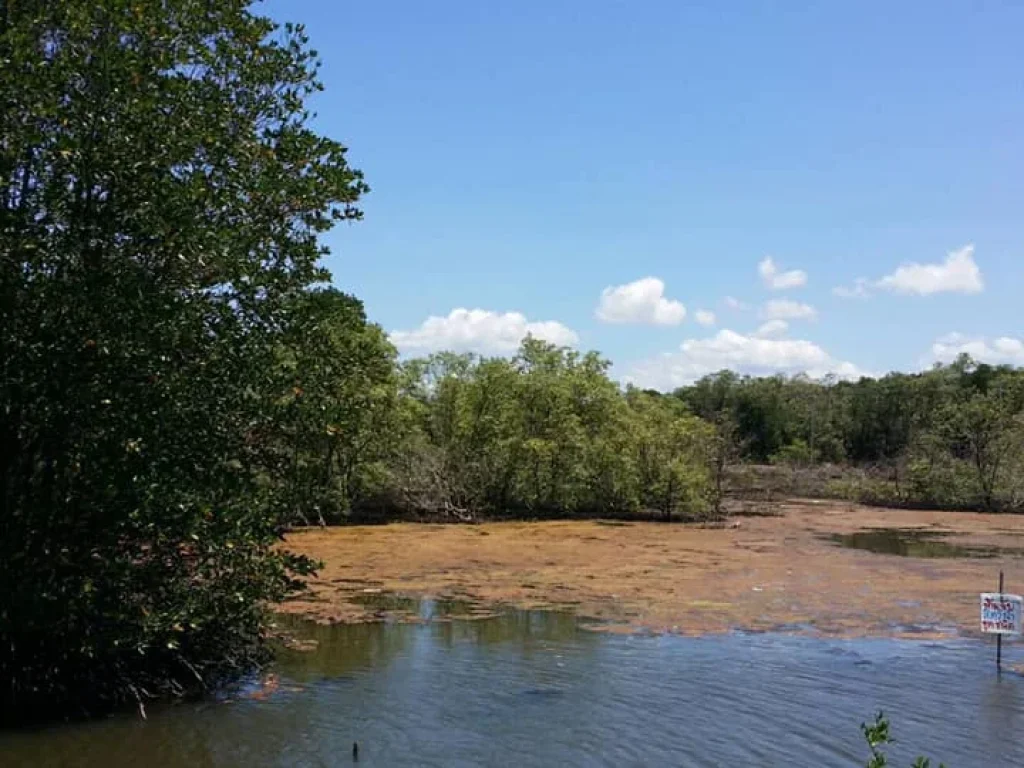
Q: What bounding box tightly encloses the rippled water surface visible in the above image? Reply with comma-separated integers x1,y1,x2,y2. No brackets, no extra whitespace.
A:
4,608,1024,767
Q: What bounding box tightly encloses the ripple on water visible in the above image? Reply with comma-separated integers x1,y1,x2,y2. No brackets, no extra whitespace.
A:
2,614,1024,767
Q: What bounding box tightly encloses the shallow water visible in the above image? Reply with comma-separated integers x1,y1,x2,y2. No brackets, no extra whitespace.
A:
828,527,1024,559
3,608,1024,767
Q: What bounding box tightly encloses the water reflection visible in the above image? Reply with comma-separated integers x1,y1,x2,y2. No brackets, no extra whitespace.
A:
272,613,417,682
3,611,1024,767
827,528,1024,558
346,592,482,618
272,607,587,683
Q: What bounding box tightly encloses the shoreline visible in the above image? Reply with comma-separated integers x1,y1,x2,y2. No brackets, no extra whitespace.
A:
280,500,1024,640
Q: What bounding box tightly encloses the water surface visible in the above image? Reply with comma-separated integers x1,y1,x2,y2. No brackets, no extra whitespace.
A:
828,527,1024,559
3,609,1023,767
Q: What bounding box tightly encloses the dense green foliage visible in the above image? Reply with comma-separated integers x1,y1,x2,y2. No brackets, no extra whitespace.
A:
269,288,399,526
371,340,717,522
282,338,721,524
676,357,1024,511
0,0,368,718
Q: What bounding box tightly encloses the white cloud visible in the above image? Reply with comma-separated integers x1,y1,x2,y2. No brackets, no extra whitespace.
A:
758,257,807,291
595,277,686,325
624,329,864,389
723,296,748,311
876,244,983,296
755,319,789,337
761,299,817,321
828,361,870,380
695,309,716,326
390,308,578,355
930,333,1024,366
833,278,872,299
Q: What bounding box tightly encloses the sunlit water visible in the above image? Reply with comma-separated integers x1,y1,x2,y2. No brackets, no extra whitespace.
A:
4,608,1024,767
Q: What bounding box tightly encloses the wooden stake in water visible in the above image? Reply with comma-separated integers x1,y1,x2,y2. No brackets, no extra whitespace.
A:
997,570,1004,672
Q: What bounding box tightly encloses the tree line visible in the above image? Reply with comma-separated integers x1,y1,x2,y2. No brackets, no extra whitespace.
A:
674,358,1024,512
281,332,721,525
265,315,1024,526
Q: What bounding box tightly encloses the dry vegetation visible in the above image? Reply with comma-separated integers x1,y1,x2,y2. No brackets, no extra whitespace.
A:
282,500,1024,638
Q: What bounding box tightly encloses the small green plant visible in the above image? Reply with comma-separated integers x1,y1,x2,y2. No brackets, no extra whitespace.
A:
861,712,945,768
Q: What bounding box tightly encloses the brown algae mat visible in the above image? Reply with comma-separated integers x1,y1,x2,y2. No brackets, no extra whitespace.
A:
280,500,1024,638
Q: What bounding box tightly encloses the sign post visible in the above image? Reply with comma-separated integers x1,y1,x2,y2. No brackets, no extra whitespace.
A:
980,570,1022,672
998,571,1004,669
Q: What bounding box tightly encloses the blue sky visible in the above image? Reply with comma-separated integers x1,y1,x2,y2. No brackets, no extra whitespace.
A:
264,0,1024,389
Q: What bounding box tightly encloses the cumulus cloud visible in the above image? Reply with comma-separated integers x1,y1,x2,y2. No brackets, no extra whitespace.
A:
877,244,983,295
930,332,1024,366
828,360,870,380
876,244,978,296
723,296,748,311
390,308,578,355
595,277,686,325
694,309,716,327
761,299,817,321
624,329,865,389
834,245,983,298
758,257,807,290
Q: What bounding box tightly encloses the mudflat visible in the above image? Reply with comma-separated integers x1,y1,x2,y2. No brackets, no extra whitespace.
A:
281,501,1024,638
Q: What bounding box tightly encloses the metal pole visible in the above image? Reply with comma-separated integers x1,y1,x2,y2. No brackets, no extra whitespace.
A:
997,570,1004,672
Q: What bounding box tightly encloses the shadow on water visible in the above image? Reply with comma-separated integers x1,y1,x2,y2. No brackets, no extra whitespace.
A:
825,528,1024,558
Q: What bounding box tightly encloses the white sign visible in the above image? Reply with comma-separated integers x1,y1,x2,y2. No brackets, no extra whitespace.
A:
980,593,1023,635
